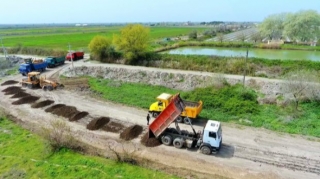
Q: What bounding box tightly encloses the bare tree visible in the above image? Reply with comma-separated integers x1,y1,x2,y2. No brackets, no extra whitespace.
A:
251,32,262,43
217,33,225,43
106,141,139,164
281,70,320,110
237,32,246,42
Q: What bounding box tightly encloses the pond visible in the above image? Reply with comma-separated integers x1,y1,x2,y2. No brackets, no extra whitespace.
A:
162,47,320,61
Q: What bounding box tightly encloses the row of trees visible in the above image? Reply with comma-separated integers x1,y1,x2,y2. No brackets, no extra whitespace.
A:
88,24,150,63
259,10,320,42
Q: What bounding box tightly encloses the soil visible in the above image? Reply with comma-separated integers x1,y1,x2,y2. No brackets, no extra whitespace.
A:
101,121,125,133
51,105,79,118
10,91,30,98
120,125,143,141
140,132,162,147
2,86,24,95
69,111,89,121
44,104,66,112
1,80,19,86
31,100,54,108
87,117,110,130
11,95,40,105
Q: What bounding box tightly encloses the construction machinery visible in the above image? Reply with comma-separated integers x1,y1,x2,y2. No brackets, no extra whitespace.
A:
149,93,203,123
20,72,64,91
148,94,222,155
19,58,48,76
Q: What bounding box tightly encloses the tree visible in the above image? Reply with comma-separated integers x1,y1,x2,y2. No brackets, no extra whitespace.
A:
88,35,112,61
251,32,262,43
259,13,289,40
282,70,320,110
217,33,225,43
189,30,197,40
113,24,150,63
284,10,320,42
236,32,246,42
203,29,216,37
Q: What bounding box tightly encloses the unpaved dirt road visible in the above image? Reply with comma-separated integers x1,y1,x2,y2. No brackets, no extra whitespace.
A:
1,59,320,179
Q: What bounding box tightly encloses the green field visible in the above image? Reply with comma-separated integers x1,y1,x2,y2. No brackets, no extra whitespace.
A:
0,116,179,179
1,26,207,50
88,78,320,138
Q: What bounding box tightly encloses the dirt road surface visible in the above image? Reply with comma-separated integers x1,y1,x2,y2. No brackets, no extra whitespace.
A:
1,59,320,179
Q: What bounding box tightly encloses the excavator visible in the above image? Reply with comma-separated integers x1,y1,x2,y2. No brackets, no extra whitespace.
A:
20,72,64,91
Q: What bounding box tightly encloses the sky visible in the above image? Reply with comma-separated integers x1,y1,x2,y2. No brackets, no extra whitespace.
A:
1,0,319,24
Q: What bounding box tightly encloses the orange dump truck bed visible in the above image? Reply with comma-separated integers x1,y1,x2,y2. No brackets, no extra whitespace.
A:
149,94,185,138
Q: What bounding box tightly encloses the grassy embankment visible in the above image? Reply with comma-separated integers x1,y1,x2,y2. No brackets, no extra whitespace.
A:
88,78,320,138
0,116,179,179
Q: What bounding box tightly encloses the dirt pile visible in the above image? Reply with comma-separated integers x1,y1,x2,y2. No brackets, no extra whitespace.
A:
31,100,54,108
51,106,79,118
10,91,30,98
1,80,19,86
140,132,162,147
12,95,40,105
102,121,125,133
120,125,143,141
2,86,24,95
45,104,66,112
87,117,110,130
69,111,89,121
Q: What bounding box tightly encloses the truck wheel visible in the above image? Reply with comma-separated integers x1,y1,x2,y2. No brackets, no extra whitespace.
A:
161,135,172,146
42,86,47,91
22,83,27,88
27,84,33,89
152,112,159,118
173,138,184,149
176,116,183,123
201,146,212,155
184,117,191,124
47,86,53,91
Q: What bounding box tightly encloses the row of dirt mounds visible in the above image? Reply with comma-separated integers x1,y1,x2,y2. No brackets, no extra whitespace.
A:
102,121,125,133
87,117,110,130
12,95,40,105
120,125,143,141
2,86,24,95
140,133,162,147
69,111,89,121
10,91,30,98
31,100,54,108
1,80,19,86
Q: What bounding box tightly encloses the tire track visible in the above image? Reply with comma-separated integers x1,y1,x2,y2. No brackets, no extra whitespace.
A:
234,146,320,175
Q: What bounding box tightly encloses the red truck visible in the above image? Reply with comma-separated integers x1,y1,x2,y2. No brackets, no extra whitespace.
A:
66,51,84,61
148,94,222,155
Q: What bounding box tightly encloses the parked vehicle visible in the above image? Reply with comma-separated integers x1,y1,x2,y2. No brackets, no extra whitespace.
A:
20,72,64,90
19,58,47,76
148,94,222,155
149,93,203,123
66,51,84,61
45,56,65,68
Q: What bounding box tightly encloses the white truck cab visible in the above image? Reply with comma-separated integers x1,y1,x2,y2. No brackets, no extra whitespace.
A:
198,120,222,154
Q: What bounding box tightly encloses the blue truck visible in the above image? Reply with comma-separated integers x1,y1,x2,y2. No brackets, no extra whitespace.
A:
45,56,65,68
19,58,48,76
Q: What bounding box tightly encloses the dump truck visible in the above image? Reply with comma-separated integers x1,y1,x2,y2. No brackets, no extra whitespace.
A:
66,51,84,61
149,93,203,123
148,94,222,155
45,56,65,68
19,58,48,76
20,72,64,90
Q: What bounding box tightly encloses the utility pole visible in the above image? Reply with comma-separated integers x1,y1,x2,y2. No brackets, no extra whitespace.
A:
68,43,75,75
243,48,249,87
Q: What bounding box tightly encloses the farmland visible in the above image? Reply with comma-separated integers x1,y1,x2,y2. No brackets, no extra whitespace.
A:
0,26,208,50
